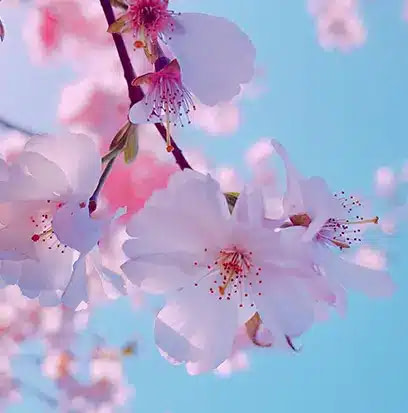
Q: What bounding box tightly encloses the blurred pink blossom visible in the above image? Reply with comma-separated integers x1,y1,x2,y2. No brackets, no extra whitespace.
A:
102,151,178,221
245,138,275,168
24,0,112,65
191,101,240,136
354,247,387,271
375,166,396,198
310,0,366,51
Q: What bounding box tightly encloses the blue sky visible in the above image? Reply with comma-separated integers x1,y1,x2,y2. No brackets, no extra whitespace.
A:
1,1,408,412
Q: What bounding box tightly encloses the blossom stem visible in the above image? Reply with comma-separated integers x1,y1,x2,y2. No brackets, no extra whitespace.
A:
0,117,38,136
90,156,117,207
101,145,122,164
99,0,192,170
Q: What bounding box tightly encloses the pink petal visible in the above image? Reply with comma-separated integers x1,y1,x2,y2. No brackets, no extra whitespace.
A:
154,282,238,370
316,246,395,297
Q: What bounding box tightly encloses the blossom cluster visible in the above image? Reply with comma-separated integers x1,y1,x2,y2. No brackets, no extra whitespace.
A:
0,0,400,409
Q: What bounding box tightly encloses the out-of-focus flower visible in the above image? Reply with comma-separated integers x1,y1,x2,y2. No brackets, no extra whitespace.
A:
23,0,112,65
102,150,178,221
308,0,366,51
375,167,396,198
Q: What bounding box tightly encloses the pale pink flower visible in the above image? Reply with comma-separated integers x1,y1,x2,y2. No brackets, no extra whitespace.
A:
0,286,42,350
271,139,395,305
317,4,366,52
214,167,243,193
0,131,28,162
58,78,128,142
41,306,89,351
375,166,396,198
122,170,317,371
0,133,122,307
129,57,195,151
24,0,112,65
245,138,275,169
190,101,240,136
354,247,386,271
101,150,178,221
115,1,256,105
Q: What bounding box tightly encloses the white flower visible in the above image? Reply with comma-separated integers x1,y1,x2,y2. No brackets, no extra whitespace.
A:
122,170,317,371
0,133,125,307
270,139,395,307
114,1,256,106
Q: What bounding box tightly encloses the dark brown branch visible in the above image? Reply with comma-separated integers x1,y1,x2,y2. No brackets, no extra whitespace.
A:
99,0,191,170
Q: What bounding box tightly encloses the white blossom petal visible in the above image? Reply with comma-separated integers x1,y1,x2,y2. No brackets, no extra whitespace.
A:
316,246,395,297
155,281,238,370
52,202,103,254
23,133,101,197
61,255,88,309
167,13,256,106
253,266,315,338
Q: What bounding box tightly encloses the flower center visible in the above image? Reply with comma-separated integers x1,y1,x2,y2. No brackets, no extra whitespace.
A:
289,192,379,250
29,200,88,253
128,0,175,42
143,59,195,151
193,246,264,308
329,19,347,36
29,201,66,253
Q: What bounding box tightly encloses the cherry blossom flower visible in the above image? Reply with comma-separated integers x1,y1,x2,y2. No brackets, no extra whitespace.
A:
102,150,178,221
0,133,124,307
24,0,112,65
122,169,319,370
190,101,240,136
316,2,366,52
375,166,396,198
129,57,194,151
270,140,395,307
111,0,256,105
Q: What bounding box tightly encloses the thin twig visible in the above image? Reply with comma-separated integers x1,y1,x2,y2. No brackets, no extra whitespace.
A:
0,117,37,136
90,157,116,204
99,0,192,170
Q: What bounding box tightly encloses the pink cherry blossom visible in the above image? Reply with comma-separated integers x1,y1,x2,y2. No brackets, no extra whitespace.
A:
271,139,395,304
102,150,178,221
245,138,275,169
0,131,28,162
375,166,396,198
190,101,240,136
24,0,112,65
354,247,387,271
58,77,128,143
130,57,195,151
113,1,256,105
316,3,366,52
214,167,243,193
122,169,319,370
0,133,125,307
